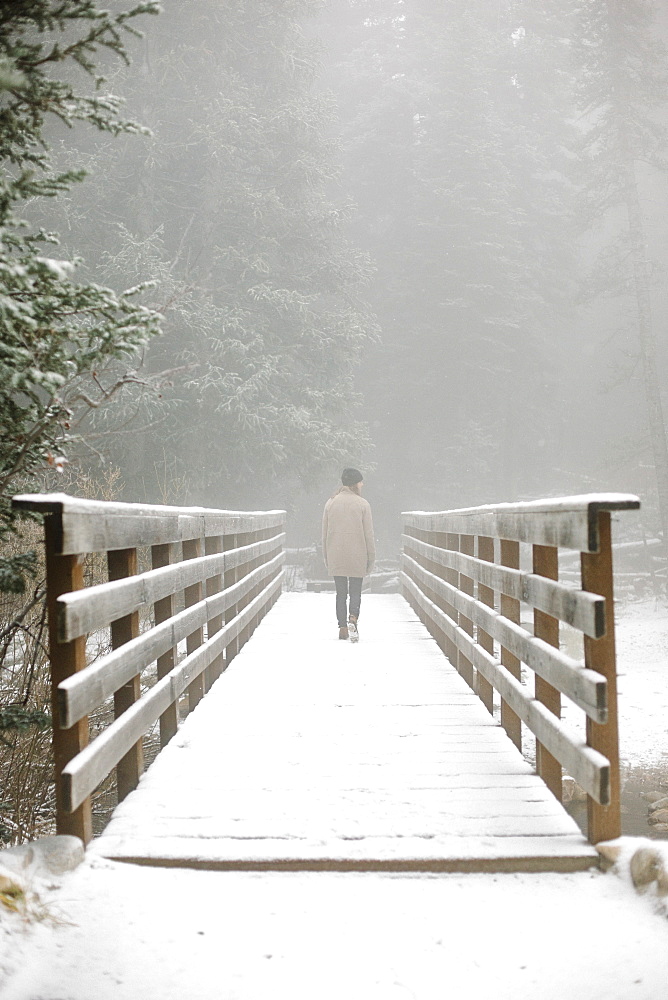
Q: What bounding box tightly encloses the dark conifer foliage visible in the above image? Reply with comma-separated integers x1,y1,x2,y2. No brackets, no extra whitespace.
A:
0,2,162,746
59,0,379,507
0,1,162,594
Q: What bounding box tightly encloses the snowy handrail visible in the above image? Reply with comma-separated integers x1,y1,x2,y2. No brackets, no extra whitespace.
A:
400,493,640,845
12,493,286,845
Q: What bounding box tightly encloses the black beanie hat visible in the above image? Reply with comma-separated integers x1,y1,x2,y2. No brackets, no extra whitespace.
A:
341,467,363,486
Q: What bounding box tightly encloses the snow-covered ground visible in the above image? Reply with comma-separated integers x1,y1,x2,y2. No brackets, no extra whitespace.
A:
597,599,668,840
0,596,667,999
615,599,668,772
1,861,668,1000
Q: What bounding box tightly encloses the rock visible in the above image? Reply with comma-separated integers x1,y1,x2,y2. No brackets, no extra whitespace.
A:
641,791,666,804
0,835,84,878
596,840,623,866
652,823,668,834
630,847,664,890
648,808,668,826
562,777,587,803
0,845,34,875
648,796,668,813
630,846,668,897
598,837,668,907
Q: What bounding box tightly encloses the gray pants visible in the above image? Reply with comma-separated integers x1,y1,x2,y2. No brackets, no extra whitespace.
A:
334,576,362,627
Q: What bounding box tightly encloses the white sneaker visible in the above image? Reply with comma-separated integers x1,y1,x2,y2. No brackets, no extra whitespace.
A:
348,618,359,643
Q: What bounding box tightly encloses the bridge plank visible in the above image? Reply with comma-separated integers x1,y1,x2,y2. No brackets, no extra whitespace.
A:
92,594,598,874
94,840,599,872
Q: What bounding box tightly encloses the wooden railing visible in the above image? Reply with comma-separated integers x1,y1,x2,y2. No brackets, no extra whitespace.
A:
400,494,640,844
12,493,286,845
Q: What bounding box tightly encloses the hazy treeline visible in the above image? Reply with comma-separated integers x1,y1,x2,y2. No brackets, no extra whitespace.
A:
41,0,378,512
313,1,668,550
24,0,668,548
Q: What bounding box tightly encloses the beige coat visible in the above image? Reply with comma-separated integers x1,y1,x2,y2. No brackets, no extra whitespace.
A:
322,486,375,578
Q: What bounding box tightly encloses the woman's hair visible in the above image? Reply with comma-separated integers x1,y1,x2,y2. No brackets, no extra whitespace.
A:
341,467,363,487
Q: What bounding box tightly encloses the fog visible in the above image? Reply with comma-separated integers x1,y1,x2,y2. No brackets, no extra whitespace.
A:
42,0,668,562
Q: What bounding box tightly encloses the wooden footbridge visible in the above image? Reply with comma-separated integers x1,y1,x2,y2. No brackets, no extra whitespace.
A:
14,491,639,873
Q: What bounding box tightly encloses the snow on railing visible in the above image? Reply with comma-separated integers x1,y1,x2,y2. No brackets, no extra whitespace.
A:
12,493,286,845
400,493,640,845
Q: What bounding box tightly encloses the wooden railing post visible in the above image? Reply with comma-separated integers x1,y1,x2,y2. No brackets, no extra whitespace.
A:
444,532,460,669
44,516,93,844
107,547,143,802
476,536,495,715
238,533,255,653
151,542,178,747
400,527,407,600
458,534,475,690
251,528,268,632
247,534,259,638
533,544,562,801
204,535,224,691
183,537,204,711
582,511,621,843
224,533,239,667
425,530,448,655
400,525,411,607
500,539,522,751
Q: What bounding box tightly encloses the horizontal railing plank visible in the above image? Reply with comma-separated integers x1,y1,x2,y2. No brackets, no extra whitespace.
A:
59,551,222,641
12,493,286,555
61,573,283,812
402,574,610,804
402,553,607,722
58,533,285,640
220,534,286,573
402,534,605,637
402,494,639,552
58,553,284,727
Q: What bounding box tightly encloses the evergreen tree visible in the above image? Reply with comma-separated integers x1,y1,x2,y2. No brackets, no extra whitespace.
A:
573,0,668,550
0,1,161,593
48,1,379,508
318,0,578,520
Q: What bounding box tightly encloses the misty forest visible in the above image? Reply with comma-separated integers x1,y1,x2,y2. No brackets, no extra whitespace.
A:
1,0,668,845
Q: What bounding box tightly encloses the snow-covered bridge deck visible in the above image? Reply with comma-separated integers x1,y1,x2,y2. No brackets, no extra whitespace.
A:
93,593,598,873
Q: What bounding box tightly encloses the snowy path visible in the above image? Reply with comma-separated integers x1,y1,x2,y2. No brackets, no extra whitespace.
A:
4,593,668,1000
92,592,596,872
4,862,668,1000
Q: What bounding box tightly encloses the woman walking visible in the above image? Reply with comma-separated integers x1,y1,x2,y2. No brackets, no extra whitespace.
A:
322,468,375,641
